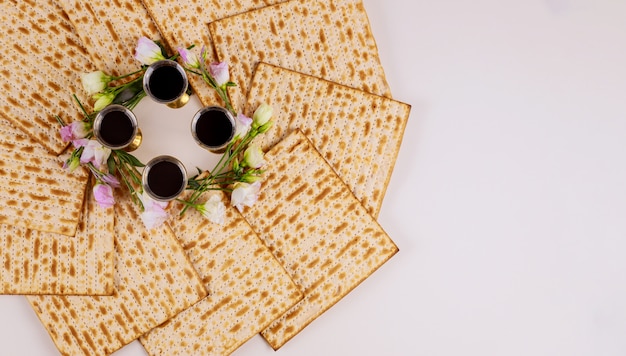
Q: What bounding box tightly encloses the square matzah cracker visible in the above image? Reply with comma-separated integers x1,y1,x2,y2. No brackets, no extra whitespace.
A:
240,130,399,349
246,63,410,217
0,0,95,154
208,0,391,112
58,0,162,75
141,191,302,356
28,189,207,356
141,0,288,106
1,179,114,295
0,119,88,236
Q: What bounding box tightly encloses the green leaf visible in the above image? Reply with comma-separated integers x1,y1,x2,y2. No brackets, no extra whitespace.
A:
107,155,117,174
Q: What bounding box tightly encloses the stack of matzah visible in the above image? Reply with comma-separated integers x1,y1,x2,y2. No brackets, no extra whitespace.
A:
208,0,392,111
0,0,116,296
28,189,207,355
140,191,302,355
57,0,162,75
240,130,399,348
0,0,411,354
0,0,94,154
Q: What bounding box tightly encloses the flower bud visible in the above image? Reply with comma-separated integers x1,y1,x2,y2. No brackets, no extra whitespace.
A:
234,113,252,138
252,103,272,128
93,92,115,112
209,62,230,87
81,71,112,95
242,144,265,169
134,36,165,65
258,120,273,134
177,47,200,69
64,156,81,172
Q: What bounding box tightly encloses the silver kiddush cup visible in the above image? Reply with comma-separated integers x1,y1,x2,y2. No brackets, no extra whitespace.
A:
93,104,142,151
143,59,190,108
190,106,236,154
142,155,187,201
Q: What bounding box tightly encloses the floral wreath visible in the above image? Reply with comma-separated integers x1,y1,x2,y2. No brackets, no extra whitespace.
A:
58,37,273,229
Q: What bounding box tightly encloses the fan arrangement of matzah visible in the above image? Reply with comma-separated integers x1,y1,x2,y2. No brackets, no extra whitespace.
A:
0,0,411,355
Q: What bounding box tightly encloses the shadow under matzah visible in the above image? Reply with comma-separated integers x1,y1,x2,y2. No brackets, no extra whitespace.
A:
240,130,398,349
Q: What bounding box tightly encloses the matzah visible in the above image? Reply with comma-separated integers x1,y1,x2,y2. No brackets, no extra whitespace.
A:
140,0,287,106
0,119,87,236
208,0,391,112
246,63,410,217
0,0,95,154
27,188,207,356
1,178,114,295
240,130,399,349
58,0,162,76
141,191,302,356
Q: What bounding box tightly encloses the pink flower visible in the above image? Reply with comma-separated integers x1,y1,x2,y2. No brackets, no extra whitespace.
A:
234,113,252,138
177,47,199,69
134,36,165,65
138,192,169,229
80,140,111,170
101,174,120,188
209,62,229,87
231,181,261,212
60,121,89,142
72,138,89,149
93,183,115,208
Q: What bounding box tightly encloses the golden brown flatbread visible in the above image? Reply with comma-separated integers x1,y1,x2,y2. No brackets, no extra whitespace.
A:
241,130,399,349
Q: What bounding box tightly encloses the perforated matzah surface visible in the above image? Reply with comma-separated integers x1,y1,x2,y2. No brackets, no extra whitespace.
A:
0,119,88,236
0,0,96,154
246,63,410,217
141,191,302,356
140,0,287,106
209,0,391,112
1,179,114,295
58,0,162,76
240,130,399,349
28,189,207,356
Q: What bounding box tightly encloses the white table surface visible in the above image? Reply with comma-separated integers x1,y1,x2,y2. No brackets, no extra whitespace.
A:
3,0,626,355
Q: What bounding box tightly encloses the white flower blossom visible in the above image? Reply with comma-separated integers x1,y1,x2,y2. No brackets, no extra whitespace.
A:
196,194,226,224
231,181,261,212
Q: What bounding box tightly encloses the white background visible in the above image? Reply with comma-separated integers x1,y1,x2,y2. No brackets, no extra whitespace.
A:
2,0,626,355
